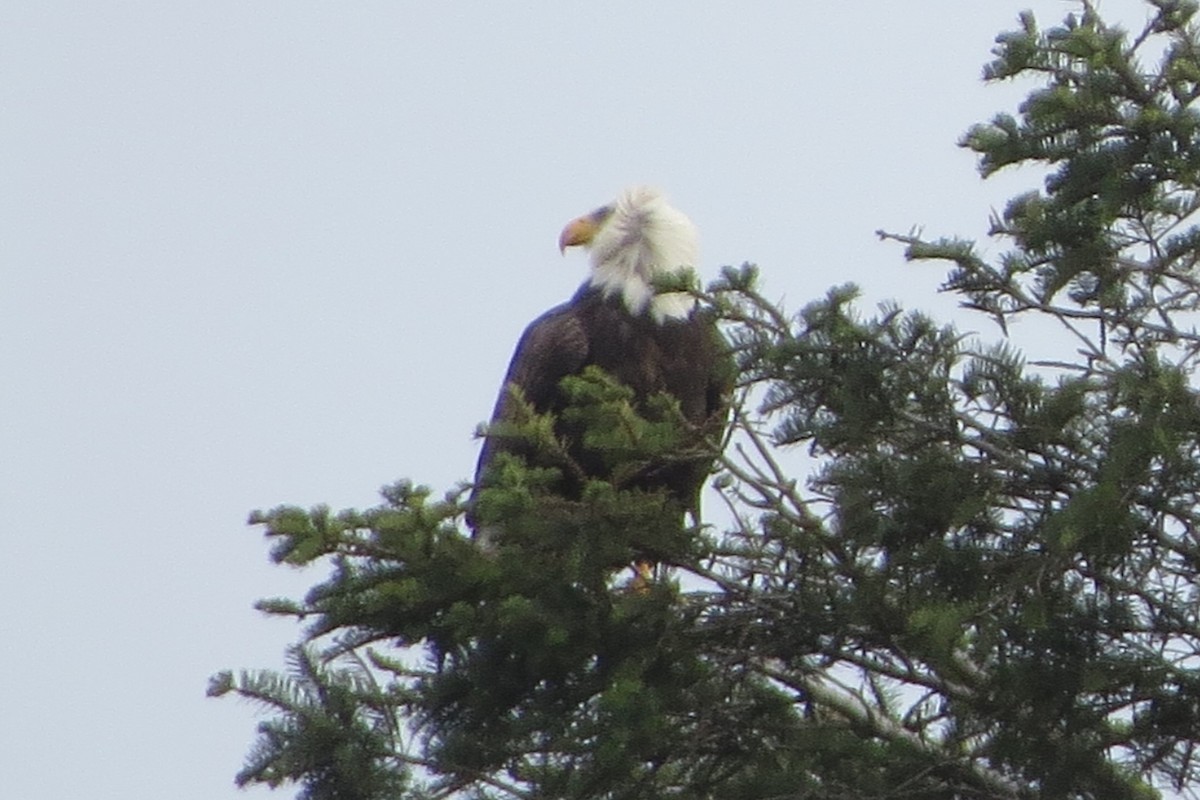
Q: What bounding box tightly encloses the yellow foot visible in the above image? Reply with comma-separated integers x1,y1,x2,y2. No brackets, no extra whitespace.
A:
628,560,654,594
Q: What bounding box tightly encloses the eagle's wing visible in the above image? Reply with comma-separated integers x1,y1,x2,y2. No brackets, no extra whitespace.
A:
490,303,589,416
679,316,734,522
705,318,735,433
469,303,589,537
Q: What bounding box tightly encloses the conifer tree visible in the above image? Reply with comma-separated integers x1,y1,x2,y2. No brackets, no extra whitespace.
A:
213,2,1200,797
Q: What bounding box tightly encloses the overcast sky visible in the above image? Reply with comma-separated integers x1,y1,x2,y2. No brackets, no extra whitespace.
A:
1,2,1158,798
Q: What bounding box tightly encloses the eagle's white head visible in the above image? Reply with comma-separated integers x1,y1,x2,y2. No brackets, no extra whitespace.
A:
558,186,698,323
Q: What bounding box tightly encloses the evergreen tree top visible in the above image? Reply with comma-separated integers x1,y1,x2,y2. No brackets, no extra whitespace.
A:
215,3,1200,798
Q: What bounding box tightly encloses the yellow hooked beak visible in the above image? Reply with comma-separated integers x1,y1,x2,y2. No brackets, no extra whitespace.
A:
558,205,613,254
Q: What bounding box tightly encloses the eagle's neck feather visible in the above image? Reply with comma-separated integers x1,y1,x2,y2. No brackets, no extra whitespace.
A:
586,187,697,324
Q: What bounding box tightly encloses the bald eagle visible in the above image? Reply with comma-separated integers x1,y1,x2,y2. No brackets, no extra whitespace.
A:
470,186,730,546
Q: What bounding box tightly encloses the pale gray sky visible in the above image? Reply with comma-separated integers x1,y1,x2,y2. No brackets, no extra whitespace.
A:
1,2,1155,798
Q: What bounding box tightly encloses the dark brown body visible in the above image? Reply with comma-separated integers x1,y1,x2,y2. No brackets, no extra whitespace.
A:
470,284,730,533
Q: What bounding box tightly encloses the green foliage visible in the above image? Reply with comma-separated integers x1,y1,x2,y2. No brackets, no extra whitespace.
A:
208,646,409,800
218,4,1200,798
937,0,1200,356
558,366,692,483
